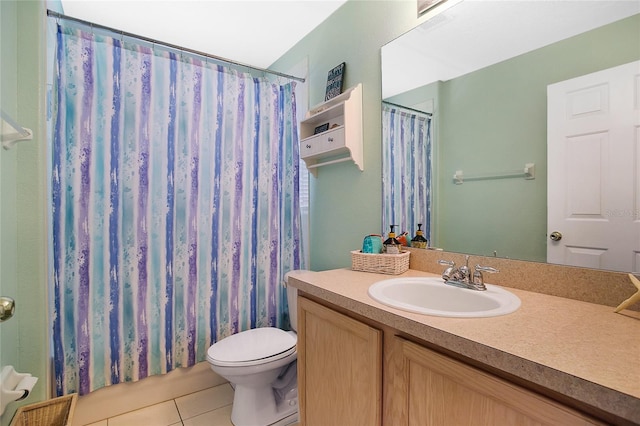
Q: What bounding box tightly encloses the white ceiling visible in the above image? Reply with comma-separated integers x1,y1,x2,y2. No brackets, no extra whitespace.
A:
60,0,348,69
382,0,640,99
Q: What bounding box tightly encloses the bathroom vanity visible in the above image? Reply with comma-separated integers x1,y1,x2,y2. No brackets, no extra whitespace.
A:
288,267,640,425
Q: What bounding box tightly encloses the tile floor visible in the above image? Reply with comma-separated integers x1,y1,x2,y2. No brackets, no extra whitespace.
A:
84,383,235,426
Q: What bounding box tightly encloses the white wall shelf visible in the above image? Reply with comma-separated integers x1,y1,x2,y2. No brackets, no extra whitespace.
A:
300,84,363,177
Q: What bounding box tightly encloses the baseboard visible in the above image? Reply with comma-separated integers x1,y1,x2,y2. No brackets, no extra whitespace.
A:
71,362,226,425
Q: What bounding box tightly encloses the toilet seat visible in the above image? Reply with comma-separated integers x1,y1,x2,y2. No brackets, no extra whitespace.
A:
207,327,297,367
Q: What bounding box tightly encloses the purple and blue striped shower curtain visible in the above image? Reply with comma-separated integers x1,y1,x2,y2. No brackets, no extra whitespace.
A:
50,24,302,396
382,105,432,242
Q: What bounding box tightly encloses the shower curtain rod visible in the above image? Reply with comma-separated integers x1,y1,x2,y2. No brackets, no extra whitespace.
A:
46,9,306,83
383,101,432,116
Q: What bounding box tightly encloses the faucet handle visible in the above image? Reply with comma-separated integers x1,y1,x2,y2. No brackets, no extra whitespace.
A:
472,264,499,289
475,265,499,274
438,259,455,281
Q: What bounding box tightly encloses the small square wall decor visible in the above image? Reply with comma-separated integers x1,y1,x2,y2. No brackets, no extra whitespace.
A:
325,62,345,101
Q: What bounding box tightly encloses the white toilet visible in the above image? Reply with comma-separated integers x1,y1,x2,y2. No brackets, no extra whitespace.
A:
207,273,300,426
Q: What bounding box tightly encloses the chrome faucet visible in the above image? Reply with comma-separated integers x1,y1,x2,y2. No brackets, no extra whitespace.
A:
437,255,499,291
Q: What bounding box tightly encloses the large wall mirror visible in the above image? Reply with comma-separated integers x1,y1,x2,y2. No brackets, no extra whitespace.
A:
381,0,640,273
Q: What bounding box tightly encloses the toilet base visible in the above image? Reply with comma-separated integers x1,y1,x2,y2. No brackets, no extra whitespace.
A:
230,382,298,426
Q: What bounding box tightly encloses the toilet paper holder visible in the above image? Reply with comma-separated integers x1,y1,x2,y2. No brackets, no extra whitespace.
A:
1,366,38,415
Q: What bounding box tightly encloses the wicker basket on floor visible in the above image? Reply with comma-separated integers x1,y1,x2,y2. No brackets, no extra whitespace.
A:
351,250,410,275
11,394,77,426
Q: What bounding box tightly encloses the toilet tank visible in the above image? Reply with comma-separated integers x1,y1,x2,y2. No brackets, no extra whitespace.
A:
284,271,302,332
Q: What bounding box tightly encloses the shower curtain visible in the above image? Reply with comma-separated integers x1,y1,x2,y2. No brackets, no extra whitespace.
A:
382,104,432,243
50,24,302,396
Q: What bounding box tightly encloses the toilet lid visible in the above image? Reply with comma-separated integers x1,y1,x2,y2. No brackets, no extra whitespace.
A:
207,327,297,366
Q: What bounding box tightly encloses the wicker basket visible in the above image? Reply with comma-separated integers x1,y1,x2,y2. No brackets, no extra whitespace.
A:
11,394,77,426
351,250,410,275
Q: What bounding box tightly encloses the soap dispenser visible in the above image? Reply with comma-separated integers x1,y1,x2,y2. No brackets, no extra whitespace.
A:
383,225,402,254
410,224,428,248
397,232,409,247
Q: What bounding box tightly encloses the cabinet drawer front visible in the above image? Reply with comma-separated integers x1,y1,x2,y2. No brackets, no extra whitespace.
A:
315,127,345,154
300,127,345,159
300,139,317,157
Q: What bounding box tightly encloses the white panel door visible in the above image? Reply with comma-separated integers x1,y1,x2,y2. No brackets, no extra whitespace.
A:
547,60,640,272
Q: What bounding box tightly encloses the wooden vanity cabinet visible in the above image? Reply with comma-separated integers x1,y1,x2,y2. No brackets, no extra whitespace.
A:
297,296,382,425
390,337,602,426
297,295,603,426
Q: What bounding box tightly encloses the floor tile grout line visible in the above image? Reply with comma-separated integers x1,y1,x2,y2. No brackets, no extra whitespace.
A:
173,398,184,424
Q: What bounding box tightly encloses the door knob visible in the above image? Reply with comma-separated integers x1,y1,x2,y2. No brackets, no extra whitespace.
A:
549,231,562,241
0,297,15,322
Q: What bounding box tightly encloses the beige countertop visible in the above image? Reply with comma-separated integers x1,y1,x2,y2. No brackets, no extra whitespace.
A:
287,268,640,425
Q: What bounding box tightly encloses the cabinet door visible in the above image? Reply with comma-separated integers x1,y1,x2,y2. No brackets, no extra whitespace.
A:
394,337,602,426
298,297,382,426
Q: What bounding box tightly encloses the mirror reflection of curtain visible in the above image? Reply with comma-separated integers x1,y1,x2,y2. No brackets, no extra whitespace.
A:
382,104,432,243
50,24,303,396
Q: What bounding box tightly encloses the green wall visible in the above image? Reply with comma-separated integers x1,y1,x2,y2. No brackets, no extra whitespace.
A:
0,1,48,424
272,0,425,270
437,14,640,261
1,4,21,422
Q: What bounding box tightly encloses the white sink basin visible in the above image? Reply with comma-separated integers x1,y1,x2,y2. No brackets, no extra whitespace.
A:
368,277,521,318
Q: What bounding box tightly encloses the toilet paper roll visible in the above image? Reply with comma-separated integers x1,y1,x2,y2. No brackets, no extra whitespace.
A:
14,375,38,400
